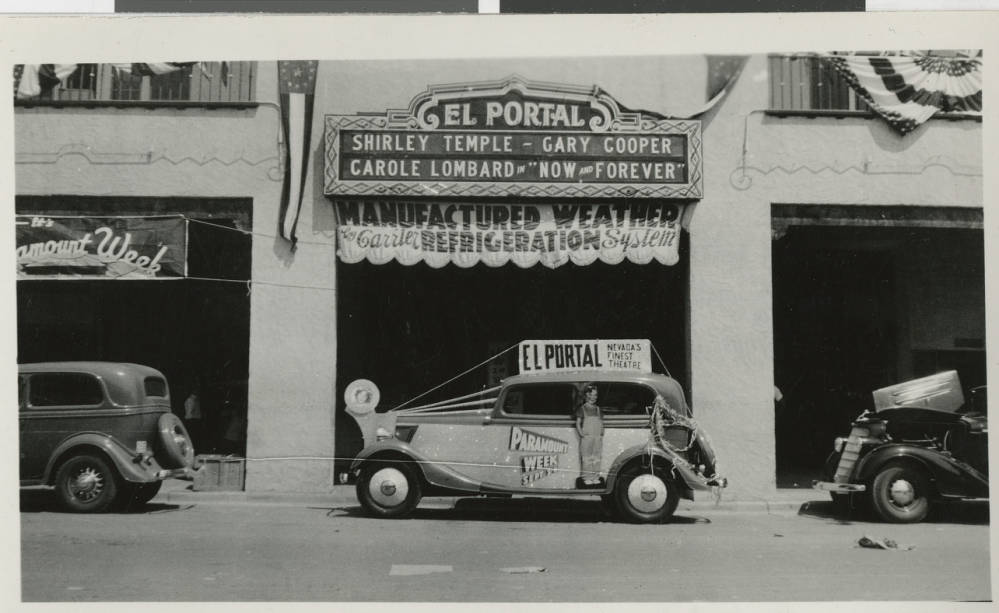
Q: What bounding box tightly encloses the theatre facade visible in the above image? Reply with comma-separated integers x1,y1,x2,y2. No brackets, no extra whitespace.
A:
14,53,984,497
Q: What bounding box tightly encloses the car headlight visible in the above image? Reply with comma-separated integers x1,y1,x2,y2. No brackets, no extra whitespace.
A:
833,437,847,453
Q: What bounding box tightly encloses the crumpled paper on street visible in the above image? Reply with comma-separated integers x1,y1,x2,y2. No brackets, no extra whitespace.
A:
858,535,915,551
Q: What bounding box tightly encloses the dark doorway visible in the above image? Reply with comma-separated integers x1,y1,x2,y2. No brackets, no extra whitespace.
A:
773,237,898,486
772,219,986,488
335,239,689,470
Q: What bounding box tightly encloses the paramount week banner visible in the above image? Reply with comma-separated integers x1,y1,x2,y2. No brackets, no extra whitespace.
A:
16,215,187,279
334,201,685,269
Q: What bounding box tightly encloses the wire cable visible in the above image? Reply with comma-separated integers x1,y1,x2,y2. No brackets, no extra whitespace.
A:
390,342,519,412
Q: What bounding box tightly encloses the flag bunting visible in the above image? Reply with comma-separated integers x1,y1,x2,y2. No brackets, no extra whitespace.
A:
824,52,982,135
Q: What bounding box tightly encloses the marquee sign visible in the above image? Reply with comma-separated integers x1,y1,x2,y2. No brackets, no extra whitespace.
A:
15,215,187,280
324,76,702,199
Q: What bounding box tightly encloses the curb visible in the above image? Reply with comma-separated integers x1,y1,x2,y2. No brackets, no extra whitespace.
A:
159,488,815,513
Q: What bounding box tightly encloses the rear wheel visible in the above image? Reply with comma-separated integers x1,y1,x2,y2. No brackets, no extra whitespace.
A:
356,461,422,518
613,463,680,523
54,454,120,513
870,464,931,523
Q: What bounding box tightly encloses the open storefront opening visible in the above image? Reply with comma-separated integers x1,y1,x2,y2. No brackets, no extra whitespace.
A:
334,235,690,469
16,197,252,457
771,205,986,488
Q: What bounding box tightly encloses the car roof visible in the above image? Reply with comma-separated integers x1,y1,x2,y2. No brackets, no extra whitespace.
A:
18,361,165,378
503,370,676,385
19,362,170,406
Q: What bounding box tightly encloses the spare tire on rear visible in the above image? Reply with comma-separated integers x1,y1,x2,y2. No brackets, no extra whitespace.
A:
158,413,195,469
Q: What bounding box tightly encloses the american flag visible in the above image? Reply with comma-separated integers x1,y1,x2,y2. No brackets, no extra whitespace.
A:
278,60,319,245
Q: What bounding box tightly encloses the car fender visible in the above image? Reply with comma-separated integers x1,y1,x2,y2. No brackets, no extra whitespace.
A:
350,440,486,493
606,443,706,499
855,443,987,498
44,432,163,485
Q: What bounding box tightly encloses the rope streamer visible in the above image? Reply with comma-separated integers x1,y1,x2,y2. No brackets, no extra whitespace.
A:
646,394,723,500
390,343,519,412
649,395,698,454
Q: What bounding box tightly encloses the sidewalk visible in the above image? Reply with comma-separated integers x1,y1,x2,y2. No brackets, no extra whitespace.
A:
157,478,822,513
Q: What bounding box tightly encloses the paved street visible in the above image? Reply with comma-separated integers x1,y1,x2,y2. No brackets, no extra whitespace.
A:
19,488,991,603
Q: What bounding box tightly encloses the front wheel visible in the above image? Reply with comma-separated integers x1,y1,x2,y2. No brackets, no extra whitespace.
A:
613,463,680,523
870,464,932,523
54,454,120,513
356,461,422,518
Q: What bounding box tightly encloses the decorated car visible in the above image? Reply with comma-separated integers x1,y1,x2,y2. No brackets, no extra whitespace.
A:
19,362,196,512
346,339,726,523
814,371,988,523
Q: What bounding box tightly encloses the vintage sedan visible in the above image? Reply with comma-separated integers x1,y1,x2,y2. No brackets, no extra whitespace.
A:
19,362,196,512
345,340,726,523
814,371,988,523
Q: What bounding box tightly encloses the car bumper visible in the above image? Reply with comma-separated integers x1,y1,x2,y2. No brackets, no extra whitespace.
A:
813,480,866,493
156,467,195,480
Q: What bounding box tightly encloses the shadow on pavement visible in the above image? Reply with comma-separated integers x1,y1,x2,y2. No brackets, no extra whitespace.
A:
797,498,989,526
332,496,711,525
19,488,188,515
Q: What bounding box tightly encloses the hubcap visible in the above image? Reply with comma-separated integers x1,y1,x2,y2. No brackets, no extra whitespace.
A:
627,474,667,513
889,479,916,507
70,466,105,502
368,467,409,507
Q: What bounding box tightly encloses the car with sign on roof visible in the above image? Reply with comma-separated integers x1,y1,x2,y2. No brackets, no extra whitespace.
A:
345,339,726,523
814,371,988,523
19,361,196,512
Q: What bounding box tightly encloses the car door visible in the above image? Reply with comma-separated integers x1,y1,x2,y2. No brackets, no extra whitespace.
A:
20,372,105,481
486,381,582,491
17,374,43,482
597,381,660,465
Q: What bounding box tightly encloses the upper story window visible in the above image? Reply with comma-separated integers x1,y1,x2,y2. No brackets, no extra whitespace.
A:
769,53,871,112
14,62,256,106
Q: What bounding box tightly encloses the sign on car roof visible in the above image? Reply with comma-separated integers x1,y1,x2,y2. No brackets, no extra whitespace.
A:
518,339,651,375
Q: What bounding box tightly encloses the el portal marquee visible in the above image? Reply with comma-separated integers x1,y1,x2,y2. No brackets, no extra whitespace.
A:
324,76,702,269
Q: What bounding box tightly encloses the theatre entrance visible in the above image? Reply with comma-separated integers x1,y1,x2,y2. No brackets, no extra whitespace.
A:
334,241,690,471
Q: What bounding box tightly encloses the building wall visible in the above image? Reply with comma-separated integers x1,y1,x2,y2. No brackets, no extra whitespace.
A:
15,55,982,496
